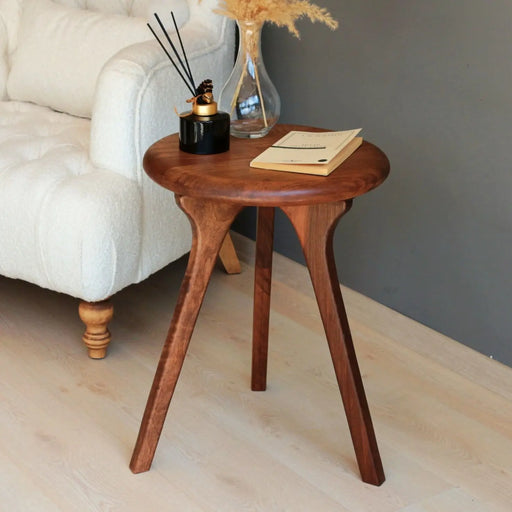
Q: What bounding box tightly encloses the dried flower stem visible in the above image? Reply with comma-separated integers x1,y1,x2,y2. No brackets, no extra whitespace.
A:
229,53,268,127
215,0,338,38
228,21,268,127
254,64,268,127
230,64,245,114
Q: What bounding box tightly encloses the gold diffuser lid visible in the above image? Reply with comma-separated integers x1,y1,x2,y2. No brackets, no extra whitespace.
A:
192,100,218,116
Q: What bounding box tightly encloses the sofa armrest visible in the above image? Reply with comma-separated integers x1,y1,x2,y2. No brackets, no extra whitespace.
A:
90,17,235,184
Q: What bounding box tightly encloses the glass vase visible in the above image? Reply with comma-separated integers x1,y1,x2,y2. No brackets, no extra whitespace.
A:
219,20,280,138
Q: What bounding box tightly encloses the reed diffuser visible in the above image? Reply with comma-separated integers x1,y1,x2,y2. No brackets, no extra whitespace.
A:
148,12,230,154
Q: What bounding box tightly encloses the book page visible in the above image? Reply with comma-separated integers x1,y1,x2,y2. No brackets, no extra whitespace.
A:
251,129,362,165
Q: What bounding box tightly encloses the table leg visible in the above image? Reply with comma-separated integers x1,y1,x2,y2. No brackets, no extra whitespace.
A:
130,196,243,474
281,200,385,486
252,207,275,391
219,233,241,274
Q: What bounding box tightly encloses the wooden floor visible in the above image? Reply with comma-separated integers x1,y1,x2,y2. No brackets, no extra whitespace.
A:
1,233,511,511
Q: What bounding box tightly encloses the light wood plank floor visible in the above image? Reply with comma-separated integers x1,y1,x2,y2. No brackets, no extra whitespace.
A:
0,233,511,511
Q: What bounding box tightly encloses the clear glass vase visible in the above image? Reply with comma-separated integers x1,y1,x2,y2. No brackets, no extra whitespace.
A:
219,20,281,138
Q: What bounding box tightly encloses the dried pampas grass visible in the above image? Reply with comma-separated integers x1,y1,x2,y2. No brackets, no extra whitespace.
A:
214,0,338,37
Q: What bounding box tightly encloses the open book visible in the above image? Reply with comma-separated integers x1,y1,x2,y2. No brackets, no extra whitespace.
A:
250,129,363,176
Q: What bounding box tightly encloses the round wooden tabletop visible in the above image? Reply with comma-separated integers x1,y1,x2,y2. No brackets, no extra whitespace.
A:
143,124,390,207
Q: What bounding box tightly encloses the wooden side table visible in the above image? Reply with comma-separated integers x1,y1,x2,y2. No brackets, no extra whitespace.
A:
130,124,390,486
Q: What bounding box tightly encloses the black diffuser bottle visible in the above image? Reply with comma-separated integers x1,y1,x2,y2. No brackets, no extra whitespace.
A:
147,14,230,155
179,79,230,155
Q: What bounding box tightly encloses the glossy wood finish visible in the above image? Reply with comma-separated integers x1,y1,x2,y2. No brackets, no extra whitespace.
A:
143,124,389,206
251,207,275,392
131,125,389,485
130,197,243,473
282,200,385,485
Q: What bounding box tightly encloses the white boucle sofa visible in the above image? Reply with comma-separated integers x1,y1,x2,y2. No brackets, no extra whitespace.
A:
0,0,235,358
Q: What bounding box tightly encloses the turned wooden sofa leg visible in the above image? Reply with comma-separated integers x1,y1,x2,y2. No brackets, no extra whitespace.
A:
78,300,114,359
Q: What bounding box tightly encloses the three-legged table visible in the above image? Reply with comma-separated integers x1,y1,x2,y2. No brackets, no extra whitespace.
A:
129,124,390,486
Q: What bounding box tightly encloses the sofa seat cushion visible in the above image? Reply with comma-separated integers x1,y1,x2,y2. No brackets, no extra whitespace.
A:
0,101,142,301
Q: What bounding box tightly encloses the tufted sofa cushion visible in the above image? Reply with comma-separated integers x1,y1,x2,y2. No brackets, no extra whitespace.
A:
0,101,143,300
6,0,189,118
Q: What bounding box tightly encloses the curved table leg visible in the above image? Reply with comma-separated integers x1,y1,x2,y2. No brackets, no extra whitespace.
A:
281,200,385,486
219,233,241,275
130,196,243,474
252,207,275,391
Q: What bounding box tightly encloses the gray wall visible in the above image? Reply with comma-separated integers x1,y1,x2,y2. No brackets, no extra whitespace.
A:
235,0,512,366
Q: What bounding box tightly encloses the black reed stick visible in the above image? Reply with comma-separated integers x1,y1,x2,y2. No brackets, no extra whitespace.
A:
147,22,196,96
171,12,196,93
152,12,196,92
